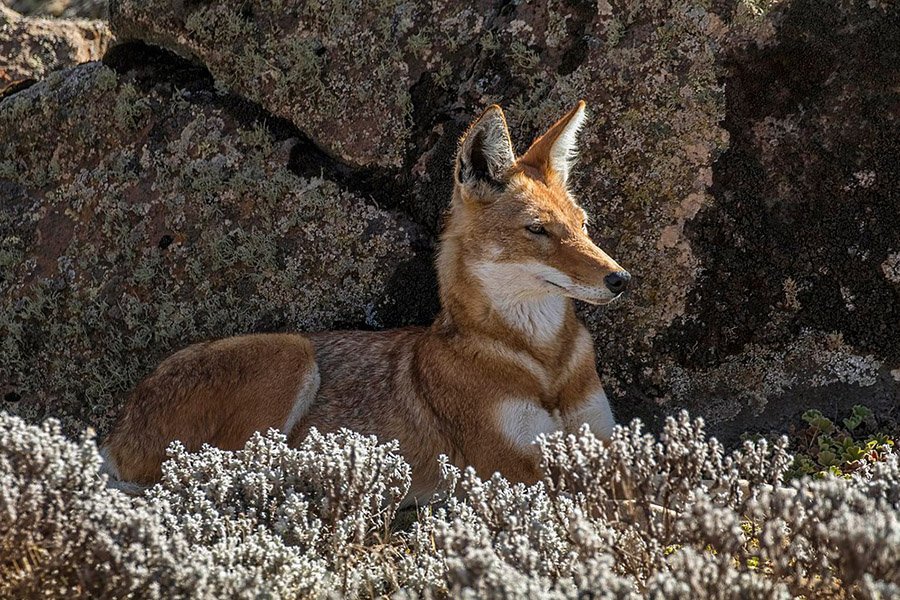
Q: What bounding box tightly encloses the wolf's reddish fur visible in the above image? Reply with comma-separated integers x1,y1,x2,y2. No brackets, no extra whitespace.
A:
103,102,630,503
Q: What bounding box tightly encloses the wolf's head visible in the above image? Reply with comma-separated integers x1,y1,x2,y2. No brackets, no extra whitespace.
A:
442,102,630,307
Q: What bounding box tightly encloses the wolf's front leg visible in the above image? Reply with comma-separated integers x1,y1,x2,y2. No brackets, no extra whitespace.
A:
564,386,615,439
560,372,616,440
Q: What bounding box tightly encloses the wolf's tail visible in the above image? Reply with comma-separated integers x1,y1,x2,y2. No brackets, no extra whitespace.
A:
99,444,147,495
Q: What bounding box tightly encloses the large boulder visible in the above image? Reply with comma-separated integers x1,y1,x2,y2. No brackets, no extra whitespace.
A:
107,0,726,173
663,0,900,438
0,52,422,435
106,0,732,427
0,5,111,94
1,0,897,442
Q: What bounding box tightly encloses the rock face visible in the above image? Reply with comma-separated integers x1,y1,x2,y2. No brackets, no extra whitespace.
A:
107,0,731,421
670,0,900,438
108,0,727,174
4,0,107,19
0,5,111,94
0,0,897,442
0,52,420,434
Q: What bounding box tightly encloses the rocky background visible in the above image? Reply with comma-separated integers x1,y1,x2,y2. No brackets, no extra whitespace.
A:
1,0,898,444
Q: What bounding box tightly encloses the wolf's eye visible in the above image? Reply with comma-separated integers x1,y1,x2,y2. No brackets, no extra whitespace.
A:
526,223,548,236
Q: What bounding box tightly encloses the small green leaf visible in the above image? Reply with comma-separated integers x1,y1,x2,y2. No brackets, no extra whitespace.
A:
852,405,872,419
843,446,865,461
811,417,835,433
843,416,862,431
818,434,836,450
818,450,838,467
802,409,824,424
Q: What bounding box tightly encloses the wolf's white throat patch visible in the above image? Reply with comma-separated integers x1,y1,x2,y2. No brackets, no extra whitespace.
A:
497,399,563,450
472,260,568,343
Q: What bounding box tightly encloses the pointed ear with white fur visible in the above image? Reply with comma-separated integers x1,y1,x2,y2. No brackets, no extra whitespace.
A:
455,105,516,187
520,100,587,184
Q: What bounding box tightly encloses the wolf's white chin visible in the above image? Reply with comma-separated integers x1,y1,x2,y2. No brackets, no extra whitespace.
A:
550,284,619,305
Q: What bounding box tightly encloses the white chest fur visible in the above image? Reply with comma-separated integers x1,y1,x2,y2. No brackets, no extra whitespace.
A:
497,399,564,450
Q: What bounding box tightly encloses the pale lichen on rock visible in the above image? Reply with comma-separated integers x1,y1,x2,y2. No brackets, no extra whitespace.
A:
4,0,107,19
0,4,111,94
667,330,883,423
882,251,900,285
0,58,416,435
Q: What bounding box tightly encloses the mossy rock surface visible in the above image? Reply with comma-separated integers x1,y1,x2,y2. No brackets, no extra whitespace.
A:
1,0,898,443
107,0,732,422
0,5,111,94
0,55,422,435
107,0,729,174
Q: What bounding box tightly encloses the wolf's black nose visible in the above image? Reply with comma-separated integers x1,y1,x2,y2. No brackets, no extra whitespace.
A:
604,271,631,294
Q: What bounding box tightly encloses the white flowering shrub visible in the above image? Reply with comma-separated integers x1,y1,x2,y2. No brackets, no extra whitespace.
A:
1,410,897,599
148,428,411,597
0,414,186,598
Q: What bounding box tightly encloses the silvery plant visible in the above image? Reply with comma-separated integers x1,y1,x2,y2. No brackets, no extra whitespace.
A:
1,410,897,598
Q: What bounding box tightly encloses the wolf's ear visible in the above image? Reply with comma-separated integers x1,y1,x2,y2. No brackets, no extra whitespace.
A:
520,100,587,185
455,105,516,187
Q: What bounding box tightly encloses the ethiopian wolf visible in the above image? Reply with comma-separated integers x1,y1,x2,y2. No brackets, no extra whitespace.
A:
102,101,631,504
